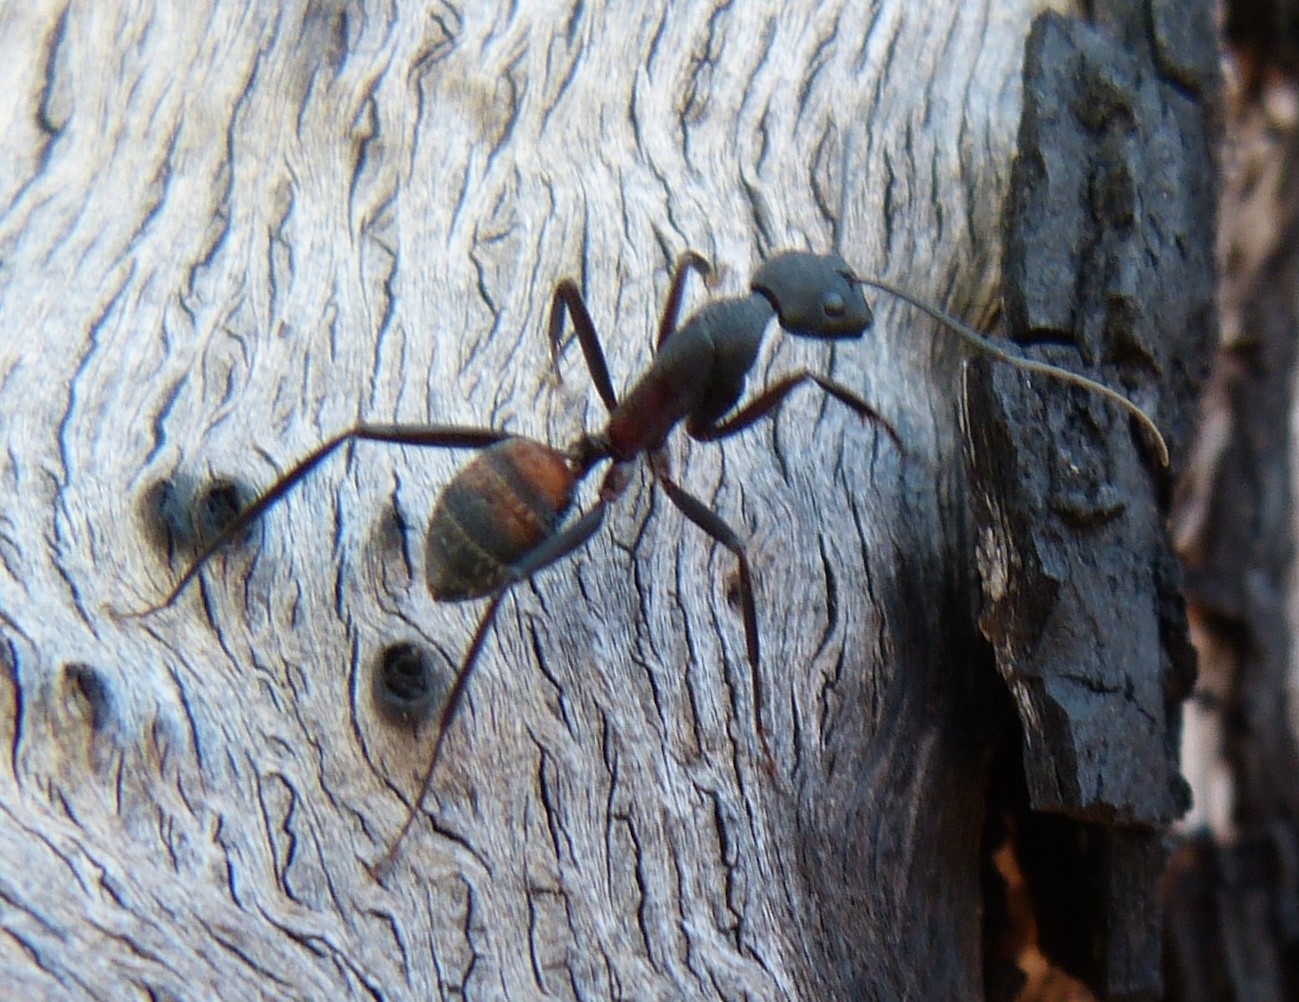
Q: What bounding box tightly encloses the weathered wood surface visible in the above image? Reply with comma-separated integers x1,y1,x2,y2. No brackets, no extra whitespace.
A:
0,2,1213,999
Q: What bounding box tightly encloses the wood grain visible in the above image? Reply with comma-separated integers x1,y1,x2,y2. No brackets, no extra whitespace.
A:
0,2,1204,999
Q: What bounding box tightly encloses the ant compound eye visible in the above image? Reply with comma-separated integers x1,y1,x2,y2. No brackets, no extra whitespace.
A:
823,291,846,318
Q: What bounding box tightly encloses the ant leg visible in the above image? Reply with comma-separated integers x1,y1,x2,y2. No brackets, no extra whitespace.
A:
689,369,902,452
371,587,503,880
656,251,712,348
372,500,609,878
649,456,773,771
126,423,512,614
548,279,618,412
548,253,710,409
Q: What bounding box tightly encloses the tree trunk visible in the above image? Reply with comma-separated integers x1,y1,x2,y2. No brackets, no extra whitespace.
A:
1163,3,1299,999
0,2,1216,999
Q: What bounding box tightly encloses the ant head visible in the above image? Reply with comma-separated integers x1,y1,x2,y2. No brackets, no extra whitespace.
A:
750,251,873,339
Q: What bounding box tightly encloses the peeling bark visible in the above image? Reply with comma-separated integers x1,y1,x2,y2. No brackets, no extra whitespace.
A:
0,2,1214,999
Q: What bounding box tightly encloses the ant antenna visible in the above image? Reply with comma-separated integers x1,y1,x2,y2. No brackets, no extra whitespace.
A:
833,121,1167,468
850,274,1169,468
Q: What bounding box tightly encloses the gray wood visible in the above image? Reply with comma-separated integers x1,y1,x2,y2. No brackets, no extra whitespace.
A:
0,2,1203,999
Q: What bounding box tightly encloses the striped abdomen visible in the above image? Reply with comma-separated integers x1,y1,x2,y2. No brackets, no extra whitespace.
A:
425,438,577,601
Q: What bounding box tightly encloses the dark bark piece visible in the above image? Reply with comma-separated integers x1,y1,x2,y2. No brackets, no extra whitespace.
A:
1017,813,1167,998
1223,0,1299,84
1164,74,1299,1000
964,6,1219,998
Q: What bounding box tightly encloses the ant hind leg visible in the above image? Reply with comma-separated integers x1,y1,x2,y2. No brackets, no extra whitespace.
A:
370,500,610,878
118,423,512,616
649,453,774,773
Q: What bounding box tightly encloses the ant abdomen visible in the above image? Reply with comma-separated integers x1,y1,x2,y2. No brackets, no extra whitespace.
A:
425,437,578,601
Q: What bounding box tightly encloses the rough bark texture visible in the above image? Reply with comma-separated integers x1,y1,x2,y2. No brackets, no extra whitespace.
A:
965,5,1220,999
0,2,1214,1000
1162,2,1299,999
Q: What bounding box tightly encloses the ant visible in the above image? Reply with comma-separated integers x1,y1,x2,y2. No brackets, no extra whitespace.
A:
124,249,1167,877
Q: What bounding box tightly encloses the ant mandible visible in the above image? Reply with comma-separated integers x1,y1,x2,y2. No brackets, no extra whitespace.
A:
128,249,1167,877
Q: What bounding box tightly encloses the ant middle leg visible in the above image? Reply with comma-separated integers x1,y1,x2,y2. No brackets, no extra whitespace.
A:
648,451,774,771
370,586,504,881
549,252,712,412
548,279,619,412
688,369,902,452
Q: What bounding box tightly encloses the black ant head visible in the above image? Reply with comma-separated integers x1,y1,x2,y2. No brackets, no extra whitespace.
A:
750,251,873,339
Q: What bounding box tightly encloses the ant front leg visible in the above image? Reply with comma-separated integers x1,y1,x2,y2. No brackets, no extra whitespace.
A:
372,498,611,878
655,251,712,348
548,278,619,412
687,369,903,452
549,252,712,412
124,423,512,614
648,450,774,772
